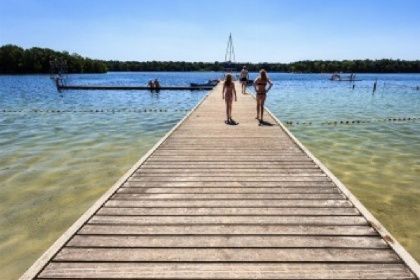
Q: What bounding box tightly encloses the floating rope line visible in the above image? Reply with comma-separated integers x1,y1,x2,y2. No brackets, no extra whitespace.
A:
0,109,191,114
284,117,419,126
1,110,418,126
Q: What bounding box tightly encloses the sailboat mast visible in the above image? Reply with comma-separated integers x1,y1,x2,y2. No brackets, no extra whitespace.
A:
225,33,236,63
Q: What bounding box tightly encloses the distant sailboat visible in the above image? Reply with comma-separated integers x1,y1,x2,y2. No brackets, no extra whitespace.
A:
223,33,237,75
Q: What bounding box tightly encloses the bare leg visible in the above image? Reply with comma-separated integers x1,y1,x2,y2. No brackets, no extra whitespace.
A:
256,97,261,119
260,96,266,121
231,101,234,119
225,101,229,122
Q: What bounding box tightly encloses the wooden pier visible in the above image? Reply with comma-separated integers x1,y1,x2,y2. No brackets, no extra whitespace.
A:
57,84,215,91
22,82,420,279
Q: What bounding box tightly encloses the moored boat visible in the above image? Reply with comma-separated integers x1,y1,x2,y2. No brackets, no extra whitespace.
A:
330,72,361,81
190,80,219,87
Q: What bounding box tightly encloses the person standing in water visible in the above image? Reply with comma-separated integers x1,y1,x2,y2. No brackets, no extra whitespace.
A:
153,79,160,89
253,69,273,123
222,73,237,124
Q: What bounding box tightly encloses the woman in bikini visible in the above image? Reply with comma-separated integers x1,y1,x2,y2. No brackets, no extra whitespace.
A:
222,73,237,124
253,69,273,123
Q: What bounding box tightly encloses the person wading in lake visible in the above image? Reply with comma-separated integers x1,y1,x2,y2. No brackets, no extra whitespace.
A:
253,69,273,124
153,79,160,89
222,73,237,124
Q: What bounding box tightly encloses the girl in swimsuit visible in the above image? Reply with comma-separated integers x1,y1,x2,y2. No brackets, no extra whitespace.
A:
222,73,237,124
253,69,273,122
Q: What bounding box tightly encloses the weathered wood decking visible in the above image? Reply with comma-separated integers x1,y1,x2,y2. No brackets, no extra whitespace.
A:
57,85,214,91
22,82,419,279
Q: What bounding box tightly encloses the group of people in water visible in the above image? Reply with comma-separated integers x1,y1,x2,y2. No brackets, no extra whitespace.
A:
330,72,357,81
223,68,273,125
147,79,160,89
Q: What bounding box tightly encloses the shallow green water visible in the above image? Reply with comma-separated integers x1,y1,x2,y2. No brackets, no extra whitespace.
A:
0,112,180,278
268,73,420,265
1,73,419,279
289,121,420,261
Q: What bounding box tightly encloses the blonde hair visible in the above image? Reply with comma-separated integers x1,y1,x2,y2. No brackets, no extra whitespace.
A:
260,69,268,82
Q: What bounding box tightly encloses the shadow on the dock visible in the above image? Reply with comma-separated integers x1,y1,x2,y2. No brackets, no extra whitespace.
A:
225,119,239,125
259,120,274,126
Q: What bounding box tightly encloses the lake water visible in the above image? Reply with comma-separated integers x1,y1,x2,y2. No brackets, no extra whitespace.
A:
1,72,419,279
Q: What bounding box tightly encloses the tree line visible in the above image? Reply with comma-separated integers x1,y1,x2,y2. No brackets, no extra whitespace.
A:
1,44,419,74
0,44,107,74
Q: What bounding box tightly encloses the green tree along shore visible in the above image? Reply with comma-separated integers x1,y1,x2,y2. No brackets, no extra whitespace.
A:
1,44,420,74
0,45,107,74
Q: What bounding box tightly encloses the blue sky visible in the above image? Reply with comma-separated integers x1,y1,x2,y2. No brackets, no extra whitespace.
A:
1,0,419,63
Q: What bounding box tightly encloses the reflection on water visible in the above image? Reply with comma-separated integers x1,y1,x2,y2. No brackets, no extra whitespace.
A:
0,72,419,279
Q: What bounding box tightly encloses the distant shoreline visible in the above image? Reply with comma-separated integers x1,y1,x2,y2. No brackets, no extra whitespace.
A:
1,44,420,75
2,72,420,76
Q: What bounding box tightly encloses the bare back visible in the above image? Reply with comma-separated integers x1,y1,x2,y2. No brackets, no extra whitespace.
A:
223,82,236,100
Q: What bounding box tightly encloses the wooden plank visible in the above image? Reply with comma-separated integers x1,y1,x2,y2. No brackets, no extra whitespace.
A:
58,85,214,90
54,247,400,262
38,263,416,279
140,163,319,168
67,235,388,248
117,187,340,194
152,150,306,156
127,176,330,182
159,145,303,150
105,199,354,208
159,145,301,150
96,207,360,216
134,168,324,173
160,136,295,141
111,193,346,200
88,215,367,226
123,181,336,188
78,224,379,236
167,133,288,136
149,155,314,161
